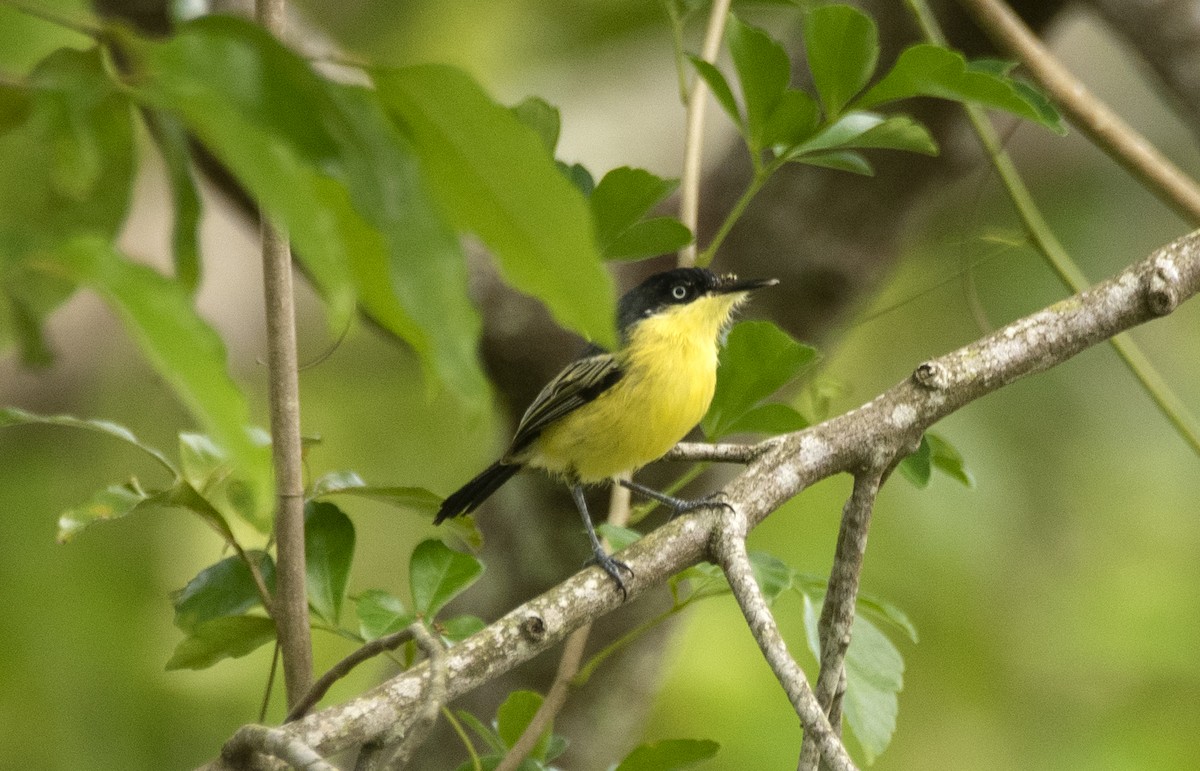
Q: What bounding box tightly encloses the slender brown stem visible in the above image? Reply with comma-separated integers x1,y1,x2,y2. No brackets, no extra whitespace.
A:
286,628,417,723
256,0,313,709
957,0,1200,223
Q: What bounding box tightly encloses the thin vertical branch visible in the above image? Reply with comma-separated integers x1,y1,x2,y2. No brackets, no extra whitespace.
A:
712,511,858,771
257,0,312,711
797,471,885,771
956,0,1200,223
906,0,1200,458
678,0,733,267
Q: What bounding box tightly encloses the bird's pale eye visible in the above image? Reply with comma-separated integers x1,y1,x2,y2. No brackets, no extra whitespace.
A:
671,285,688,300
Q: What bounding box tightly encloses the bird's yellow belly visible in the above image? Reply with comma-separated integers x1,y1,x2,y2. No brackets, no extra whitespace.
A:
530,340,717,482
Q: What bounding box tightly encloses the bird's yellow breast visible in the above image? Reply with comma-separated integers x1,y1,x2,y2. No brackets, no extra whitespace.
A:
529,293,743,482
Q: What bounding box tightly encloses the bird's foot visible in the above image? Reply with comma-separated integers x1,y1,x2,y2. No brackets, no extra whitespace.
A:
585,552,634,601
666,493,735,520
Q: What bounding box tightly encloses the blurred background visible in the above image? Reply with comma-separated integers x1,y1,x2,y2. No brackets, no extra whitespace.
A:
1,0,1198,769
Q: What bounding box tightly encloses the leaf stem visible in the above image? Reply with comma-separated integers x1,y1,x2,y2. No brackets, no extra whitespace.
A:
697,164,775,266
442,705,483,771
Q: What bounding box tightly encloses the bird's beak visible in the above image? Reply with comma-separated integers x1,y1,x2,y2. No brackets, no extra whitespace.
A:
714,274,779,294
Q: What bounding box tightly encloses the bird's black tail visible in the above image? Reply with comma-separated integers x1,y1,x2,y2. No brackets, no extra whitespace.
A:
434,461,522,524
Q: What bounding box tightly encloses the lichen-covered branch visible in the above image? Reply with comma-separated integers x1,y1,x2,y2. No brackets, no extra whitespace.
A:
202,229,1200,771
711,510,858,771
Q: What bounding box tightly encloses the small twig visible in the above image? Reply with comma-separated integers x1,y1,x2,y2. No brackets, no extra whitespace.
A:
711,511,858,771
222,724,335,771
797,471,886,771
496,481,634,771
286,628,417,723
665,440,768,464
678,0,734,267
957,0,1200,223
376,623,448,770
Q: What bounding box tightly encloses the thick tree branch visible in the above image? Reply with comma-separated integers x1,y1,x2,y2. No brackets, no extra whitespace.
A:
797,472,886,771
711,510,857,771
202,230,1200,770
957,0,1200,223
222,725,334,771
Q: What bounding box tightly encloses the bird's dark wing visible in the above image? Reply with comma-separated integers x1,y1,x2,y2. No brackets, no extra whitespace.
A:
507,352,623,455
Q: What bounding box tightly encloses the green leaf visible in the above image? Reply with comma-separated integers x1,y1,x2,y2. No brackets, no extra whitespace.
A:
804,4,879,117
56,237,273,529
456,709,506,754
796,149,874,175
702,321,818,439
728,15,791,151
856,590,920,645
761,89,821,149
356,588,414,640
720,402,809,437
497,690,551,759
927,432,975,487
176,432,264,528
374,64,617,349
851,115,938,155
127,17,488,405
560,161,595,196
615,739,721,771
304,501,356,623
165,614,277,671
510,96,561,154
173,551,276,632
749,550,793,604
856,43,1065,133
440,614,486,642
589,167,685,259
143,110,202,293
0,407,176,474
898,434,932,488
0,47,135,363
596,523,643,551
408,538,484,618
310,470,442,515
802,596,903,763
687,56,742,130
56,480,171,543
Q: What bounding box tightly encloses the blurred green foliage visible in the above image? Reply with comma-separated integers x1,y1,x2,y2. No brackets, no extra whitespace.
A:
1,1,1198,770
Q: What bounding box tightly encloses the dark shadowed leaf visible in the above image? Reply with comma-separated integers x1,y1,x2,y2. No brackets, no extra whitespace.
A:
143,110,201,293
173,551,275,632
374,64,617,349
615,739,720,771
796,150,874,175
409,539,484,618
305,501,356,623
596,523,642,551
165,615,277,671
749,550,793,604
804,4,879,117
761,89,821,149
590,167,684,259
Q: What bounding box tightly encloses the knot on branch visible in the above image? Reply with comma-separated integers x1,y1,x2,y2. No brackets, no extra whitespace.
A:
519,613,547,644
912,361,948,390
1146,256,1182,316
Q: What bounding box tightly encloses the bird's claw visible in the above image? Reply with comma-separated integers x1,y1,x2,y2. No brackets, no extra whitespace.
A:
668,494,735,520
585,553,634,600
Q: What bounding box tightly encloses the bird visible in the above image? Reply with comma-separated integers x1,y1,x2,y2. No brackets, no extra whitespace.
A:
435,267,778,598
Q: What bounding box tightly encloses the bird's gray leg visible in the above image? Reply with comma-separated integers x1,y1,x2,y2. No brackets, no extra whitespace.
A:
570,483,633,600
619,478,734,519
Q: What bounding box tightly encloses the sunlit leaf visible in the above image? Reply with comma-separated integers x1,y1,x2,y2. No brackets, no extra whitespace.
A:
310,470,441,515
165,615,277,671
356,588,414,640
497,690,551,759
796,149,874,175
804,3,879,117
374,64,617,349
728,15,790,151
408,538,484,618
305,501,356,623
56,480,170,543
703,321,818,439
143,110,202,293
749,550,793,604
856,43,1065,133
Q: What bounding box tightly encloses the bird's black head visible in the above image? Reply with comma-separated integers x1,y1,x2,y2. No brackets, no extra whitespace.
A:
615,268,777,339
